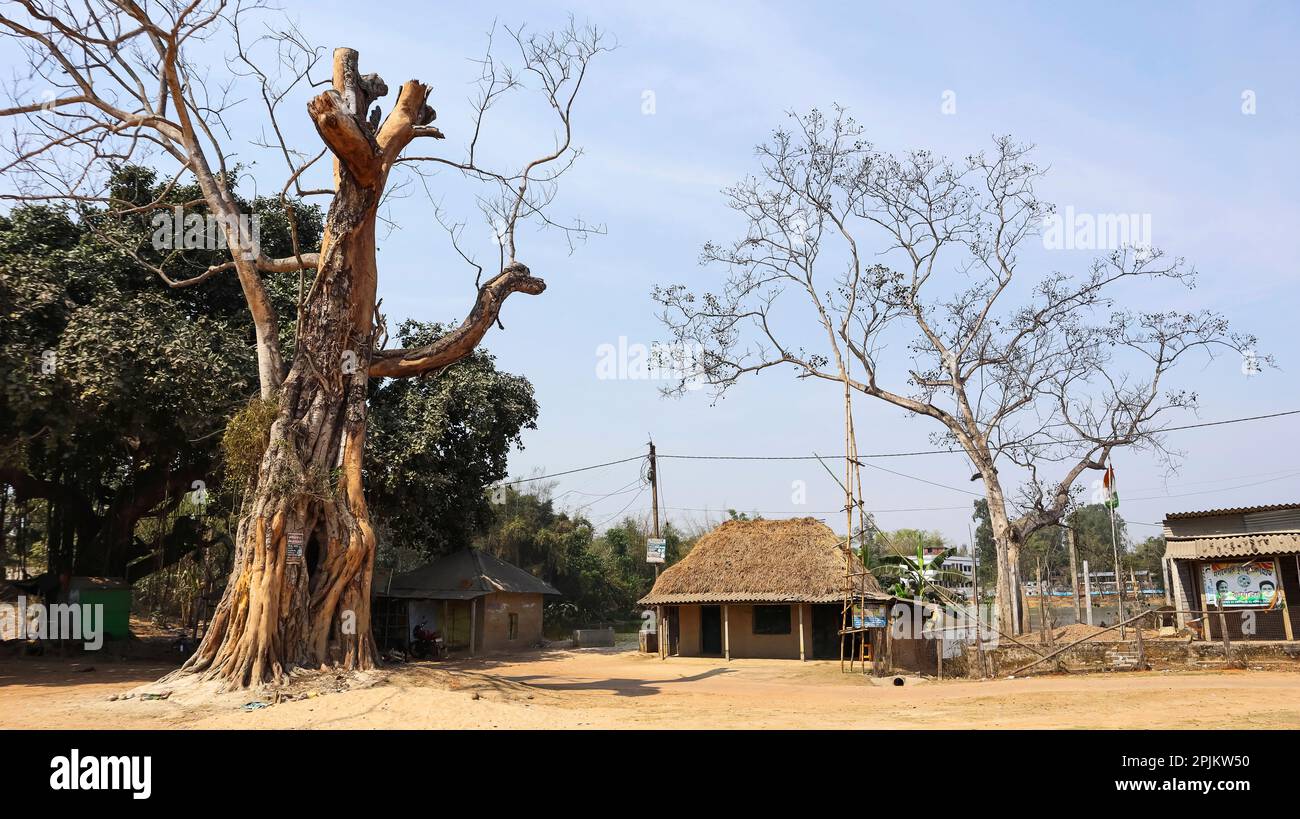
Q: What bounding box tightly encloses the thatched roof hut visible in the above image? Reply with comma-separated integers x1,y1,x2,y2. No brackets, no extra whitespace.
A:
638,517,889,605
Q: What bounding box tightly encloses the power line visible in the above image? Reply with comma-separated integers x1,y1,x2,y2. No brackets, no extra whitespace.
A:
506,408,1297,486
855,459,982,497
566,476,646,513
593,486,649,529
501,454,644,486
656,408,1300,461
498,407,1300,528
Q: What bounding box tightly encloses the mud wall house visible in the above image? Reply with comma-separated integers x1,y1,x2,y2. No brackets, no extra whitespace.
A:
638,517,907,664
1163,503,1300,641
373,548,560,655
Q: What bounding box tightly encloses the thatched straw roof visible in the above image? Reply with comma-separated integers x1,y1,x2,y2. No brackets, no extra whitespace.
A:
638,517,888,605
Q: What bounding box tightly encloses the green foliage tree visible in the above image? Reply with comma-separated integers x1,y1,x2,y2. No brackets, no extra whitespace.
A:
2,171,539,605
883,528,947,555
1132,535,1167,586
0,169,317,581
1066,503,1129,571
1021,525,1065,579
368,320,538,565
472,484,692,630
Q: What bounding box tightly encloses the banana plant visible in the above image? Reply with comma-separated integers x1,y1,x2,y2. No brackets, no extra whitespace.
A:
874,544,969,602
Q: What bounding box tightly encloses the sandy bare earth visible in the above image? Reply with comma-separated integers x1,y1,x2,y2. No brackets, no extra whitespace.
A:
2,648,1297,729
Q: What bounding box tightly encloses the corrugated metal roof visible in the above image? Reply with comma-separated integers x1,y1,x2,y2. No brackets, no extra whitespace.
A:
1164,502,1300,521
1164,532,1300,560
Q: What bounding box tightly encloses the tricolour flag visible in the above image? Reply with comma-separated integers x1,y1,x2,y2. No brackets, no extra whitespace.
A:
1103,464,1119,508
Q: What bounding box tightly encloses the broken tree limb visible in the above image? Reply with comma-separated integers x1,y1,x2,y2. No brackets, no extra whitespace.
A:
368,262,545,378
308,89,381,187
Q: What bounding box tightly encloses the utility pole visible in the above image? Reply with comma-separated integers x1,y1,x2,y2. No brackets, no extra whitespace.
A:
970,528,986,678
1036,557,1051,646
1110,501,1126,639
648,438,661,579
1067,526,1081,624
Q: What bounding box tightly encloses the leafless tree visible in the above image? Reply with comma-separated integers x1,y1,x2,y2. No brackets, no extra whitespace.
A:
1,0,606,687
654,107,1262,634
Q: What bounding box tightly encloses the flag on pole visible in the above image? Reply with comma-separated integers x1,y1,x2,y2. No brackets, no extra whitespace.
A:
1102,464,1119,508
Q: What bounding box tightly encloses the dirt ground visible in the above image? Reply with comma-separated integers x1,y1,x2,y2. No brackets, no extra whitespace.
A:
3,647,1299,729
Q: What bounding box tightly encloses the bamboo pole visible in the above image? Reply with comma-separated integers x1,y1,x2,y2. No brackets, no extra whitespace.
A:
1282,588,1295,641
1109,500,1126,638
657,605,664,659
971,535,985,678
1036,559,1050,646
1134,614,1147,670
1162,557,1173,608
1216,603,1233,666
1067,528,1081,623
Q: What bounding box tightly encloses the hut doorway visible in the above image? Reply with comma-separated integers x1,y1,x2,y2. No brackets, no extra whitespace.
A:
667,607,680,655
701,605,723,655
811,604,840,659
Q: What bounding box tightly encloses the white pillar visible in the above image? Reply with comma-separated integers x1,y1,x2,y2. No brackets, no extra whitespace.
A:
1083,560,1094,626
798,604,806,661
723,605,730,661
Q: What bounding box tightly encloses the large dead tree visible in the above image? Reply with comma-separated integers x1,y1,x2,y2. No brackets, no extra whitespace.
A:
1,1,604,686
655,107,1262,634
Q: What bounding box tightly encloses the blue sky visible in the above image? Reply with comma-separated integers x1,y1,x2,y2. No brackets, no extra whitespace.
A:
7,1,1300,547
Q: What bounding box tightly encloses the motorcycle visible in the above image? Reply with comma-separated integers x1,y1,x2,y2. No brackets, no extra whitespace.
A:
408,620,448,660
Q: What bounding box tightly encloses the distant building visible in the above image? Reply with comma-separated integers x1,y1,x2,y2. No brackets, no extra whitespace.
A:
1163,503,1300,641
373,548,560,655
932,549,975,599
886,545,976,599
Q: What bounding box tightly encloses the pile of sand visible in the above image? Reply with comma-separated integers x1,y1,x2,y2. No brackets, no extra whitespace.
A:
1051,623,1110,643
1019,622,1166,645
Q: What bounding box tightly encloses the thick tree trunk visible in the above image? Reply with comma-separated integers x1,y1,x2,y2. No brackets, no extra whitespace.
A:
985,480,1028,635
175,50,390,689
172,47,542,689
177,181,379,687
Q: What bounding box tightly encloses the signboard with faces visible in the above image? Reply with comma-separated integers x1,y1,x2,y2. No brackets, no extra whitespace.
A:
1201,561,1279,608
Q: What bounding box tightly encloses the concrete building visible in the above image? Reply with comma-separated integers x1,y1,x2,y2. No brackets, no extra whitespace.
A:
908,546,975,600
1163,503,1300,641
373,548,560,655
